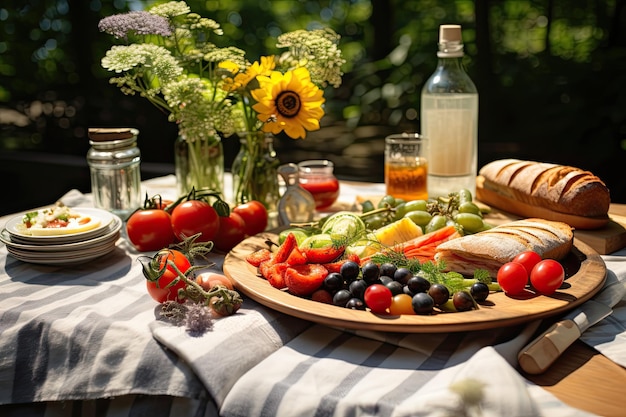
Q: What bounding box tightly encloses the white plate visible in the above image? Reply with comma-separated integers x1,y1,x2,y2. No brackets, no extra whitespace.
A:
1,216,122,252
6,238,119,259
6,240,118,265
4,208,116,244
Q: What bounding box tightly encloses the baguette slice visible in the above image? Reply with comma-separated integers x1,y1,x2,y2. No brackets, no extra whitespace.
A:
434,218,573,277
476,159,610,229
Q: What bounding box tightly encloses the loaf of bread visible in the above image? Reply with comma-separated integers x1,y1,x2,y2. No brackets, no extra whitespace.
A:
434,218,574,277
476,159,610,229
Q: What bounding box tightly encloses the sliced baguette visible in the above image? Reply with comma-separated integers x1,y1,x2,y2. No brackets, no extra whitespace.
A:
476,159,610,229
434,218,573,277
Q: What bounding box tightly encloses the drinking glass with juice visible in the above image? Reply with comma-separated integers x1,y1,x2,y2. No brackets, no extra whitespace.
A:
384,134,428,201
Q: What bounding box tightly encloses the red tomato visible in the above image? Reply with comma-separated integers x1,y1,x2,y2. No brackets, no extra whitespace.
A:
126,209,175,252
170,200,219,243
364,284,393,314
214,212,247,252
512,251,542,275
196,272,234,291
530,259,565,295
146,249,191,303
233,201,268,236
497,262,528,295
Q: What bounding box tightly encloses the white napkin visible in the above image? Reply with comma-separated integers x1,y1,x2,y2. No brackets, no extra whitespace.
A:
219,324,593,417
150,298,310,408
579,250,626,368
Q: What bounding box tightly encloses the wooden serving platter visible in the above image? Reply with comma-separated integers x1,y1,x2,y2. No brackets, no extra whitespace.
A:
223,234,606,333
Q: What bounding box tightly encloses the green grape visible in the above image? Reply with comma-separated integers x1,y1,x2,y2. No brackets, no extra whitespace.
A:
425,214,447,233
395,199,427,219
361,200,375,213
404,210,432,227
458,189,473,204
378,195,396,208
458,201,481,216
365,214,387,230
393,202,407,220
454,213,484,233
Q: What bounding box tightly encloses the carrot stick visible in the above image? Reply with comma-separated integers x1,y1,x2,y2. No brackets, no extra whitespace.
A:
360,225,460,264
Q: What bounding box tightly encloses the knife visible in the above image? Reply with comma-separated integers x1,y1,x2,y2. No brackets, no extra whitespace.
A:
518,274,626,375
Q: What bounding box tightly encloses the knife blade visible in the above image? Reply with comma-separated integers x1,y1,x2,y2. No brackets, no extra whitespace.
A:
518,299,613,375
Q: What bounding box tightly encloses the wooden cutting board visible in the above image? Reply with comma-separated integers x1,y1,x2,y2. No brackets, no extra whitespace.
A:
483,203,626,255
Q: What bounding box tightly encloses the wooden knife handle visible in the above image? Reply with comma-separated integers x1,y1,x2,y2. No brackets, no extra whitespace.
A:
518,319,581,375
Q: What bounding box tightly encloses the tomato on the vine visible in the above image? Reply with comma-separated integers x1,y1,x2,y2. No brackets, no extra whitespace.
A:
233,200,268,236
497,262,528,295
170,200,219,242
530,259,565,295
146,249,191,303
126,209,175,252
213,212,247,252
512,251,542,275
364,284,392,314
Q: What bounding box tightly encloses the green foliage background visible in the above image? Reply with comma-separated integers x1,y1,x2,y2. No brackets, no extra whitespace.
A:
1,0,625,212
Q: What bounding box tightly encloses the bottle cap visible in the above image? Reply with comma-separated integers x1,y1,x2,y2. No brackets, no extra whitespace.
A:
438,24,464,58
88,127,138,142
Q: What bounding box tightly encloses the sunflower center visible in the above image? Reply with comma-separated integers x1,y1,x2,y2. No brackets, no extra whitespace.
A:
275,90,301,118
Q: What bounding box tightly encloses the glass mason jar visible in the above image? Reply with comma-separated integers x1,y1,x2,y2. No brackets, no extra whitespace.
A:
87,127,142,219
277,163,316,226
174,132,224,197
231,131,281,210
297,159,340,211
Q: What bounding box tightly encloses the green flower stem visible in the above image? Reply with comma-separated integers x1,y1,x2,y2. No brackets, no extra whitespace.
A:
232,132,280,209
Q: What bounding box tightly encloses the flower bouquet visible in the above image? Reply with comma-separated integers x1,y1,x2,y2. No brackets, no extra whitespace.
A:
99,1,345,207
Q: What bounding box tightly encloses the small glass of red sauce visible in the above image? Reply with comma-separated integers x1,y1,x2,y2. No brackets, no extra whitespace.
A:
297,160,340,211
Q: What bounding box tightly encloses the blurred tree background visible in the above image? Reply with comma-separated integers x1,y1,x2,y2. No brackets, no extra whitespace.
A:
1,0,625,215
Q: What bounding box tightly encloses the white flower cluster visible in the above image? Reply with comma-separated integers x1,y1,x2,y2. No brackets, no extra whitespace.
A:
276,29,346,88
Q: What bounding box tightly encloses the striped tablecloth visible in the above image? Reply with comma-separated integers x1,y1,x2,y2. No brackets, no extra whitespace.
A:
1,178,625,416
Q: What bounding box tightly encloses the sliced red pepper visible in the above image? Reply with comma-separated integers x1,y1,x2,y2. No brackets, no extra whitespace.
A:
285,245,308,266
301,245,344,264
284,263,329,296
246,248,272,267
270,232,297,264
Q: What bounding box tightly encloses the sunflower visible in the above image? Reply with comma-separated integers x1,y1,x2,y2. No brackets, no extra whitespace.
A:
219,55,276,92
251,67,325,139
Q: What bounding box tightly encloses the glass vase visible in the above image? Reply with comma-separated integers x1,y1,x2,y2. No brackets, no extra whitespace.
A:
231,131,280,210
174,132,224,197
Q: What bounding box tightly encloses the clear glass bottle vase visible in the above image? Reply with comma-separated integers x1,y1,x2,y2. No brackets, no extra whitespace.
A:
174,132,224,197
231,131,281,210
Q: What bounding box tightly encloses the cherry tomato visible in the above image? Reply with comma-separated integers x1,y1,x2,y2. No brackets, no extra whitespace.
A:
126,209,175,252
530,259,565,295
364,284,392,314
497,262,528,295
389,293,415,315
512,251,542,275
233,200,268,236
146,249,191,303
196,272,234,291
170,200,219,242
214,212,247,252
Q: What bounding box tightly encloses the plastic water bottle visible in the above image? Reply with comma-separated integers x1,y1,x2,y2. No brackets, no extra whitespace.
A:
421,24,478,198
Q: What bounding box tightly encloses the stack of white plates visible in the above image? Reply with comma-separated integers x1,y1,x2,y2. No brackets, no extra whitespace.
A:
1,208,122,265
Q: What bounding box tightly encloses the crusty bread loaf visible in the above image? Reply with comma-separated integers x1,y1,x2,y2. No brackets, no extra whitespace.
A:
434,218,574,277
476,159,610,229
